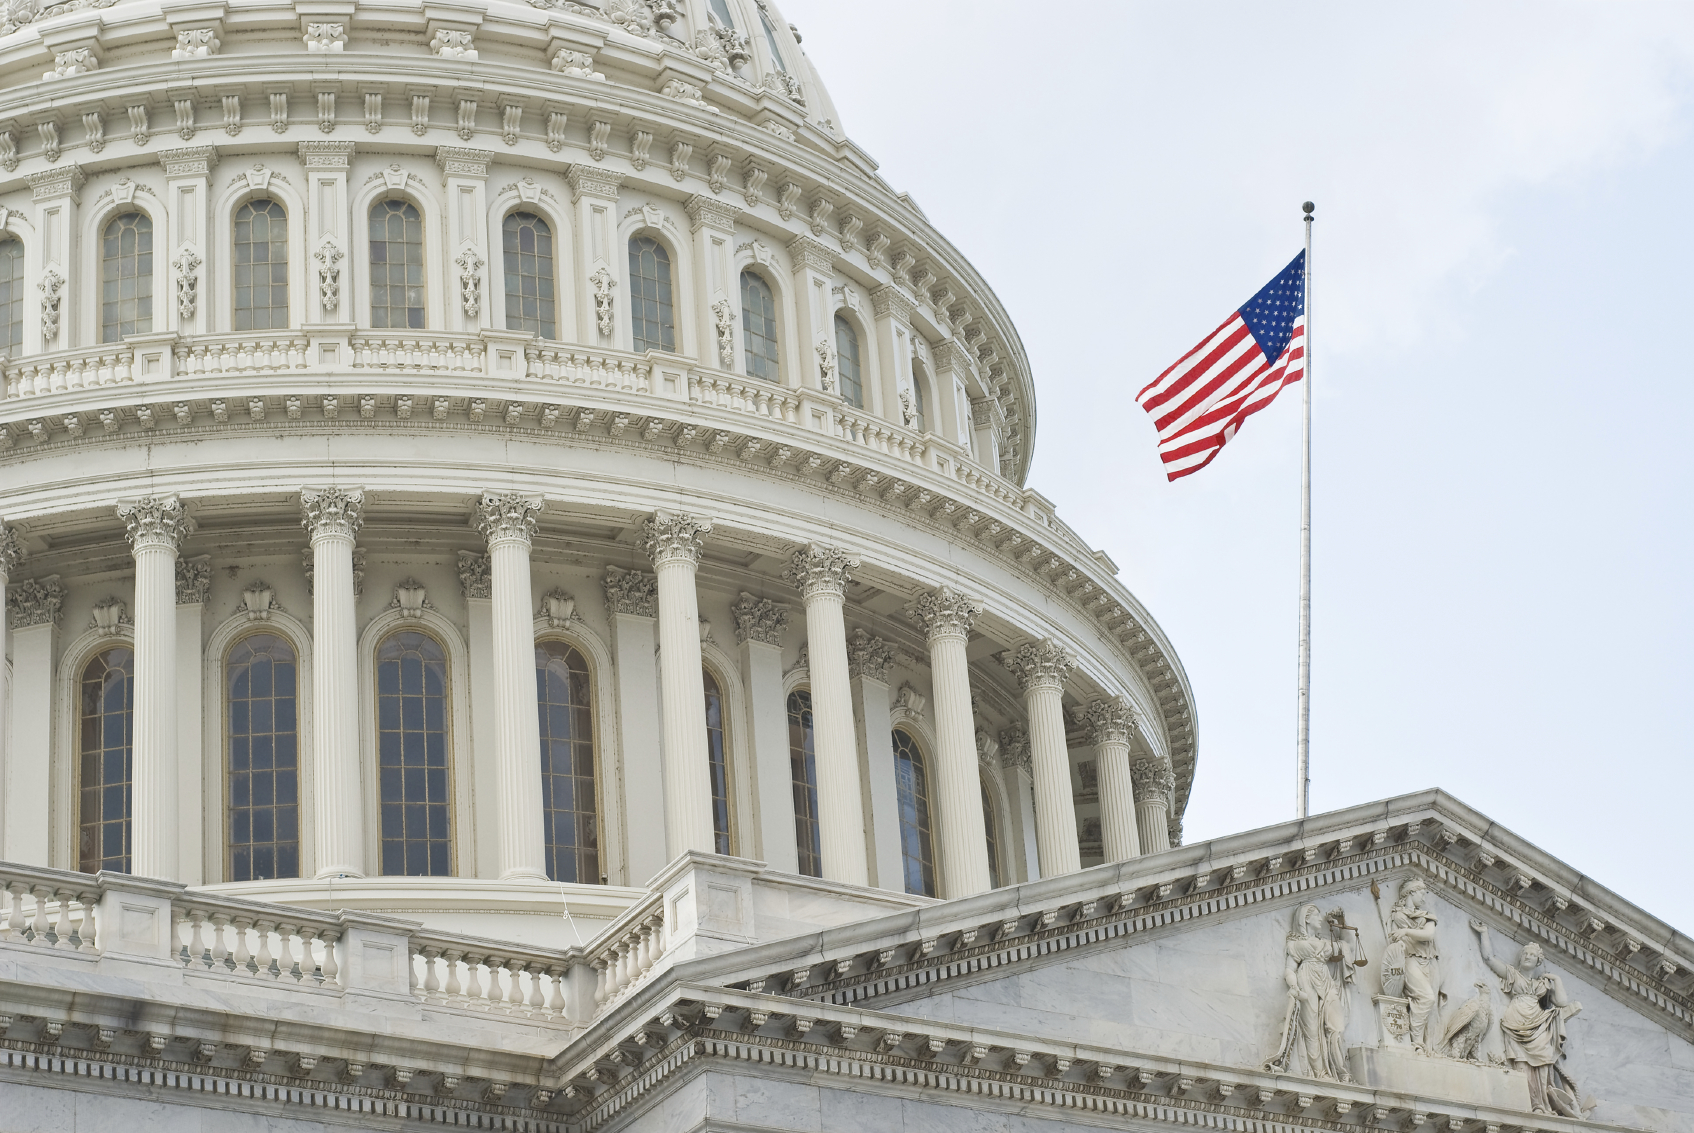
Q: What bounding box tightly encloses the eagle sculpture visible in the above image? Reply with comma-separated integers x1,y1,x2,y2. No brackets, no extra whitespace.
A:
1439,981,1494,1061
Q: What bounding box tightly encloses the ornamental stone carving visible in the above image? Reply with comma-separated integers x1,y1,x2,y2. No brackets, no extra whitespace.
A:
391,579,431,619
1131,757,1175,805
174,247,203,319
783,543,858,599
303,22,346,51
845,628,894,682
606,0,653,36
1000,639,1076,693
903,585,983,643
45,48,98,81
815,341,836,393
38,269,64,341
118,495,193,551
175,555,211,604
429,29,477,60
240,581,279,621
456,250,484,316
712,299,735,366
1079,697,1135,747
300,487,365,541
551,49,604,80
457,551,491,599
1265,904,1361,1082
590,268,616,336
7,575,63,628
172,28,220,59
1469,920,1587,1116
314,242,342,313
540,589,576,627
475,492,541,547
640,511,712,568
604,565,658,616
0,523,23,576
732,592,787,646
974,728,999,767
999,723,1031,773
89,596,130,637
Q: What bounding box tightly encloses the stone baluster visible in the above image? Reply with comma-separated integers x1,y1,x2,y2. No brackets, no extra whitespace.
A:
593,957,610,1007
784,545,869,885
209,912,231,969
297,927,320,981
75,890,96,950
640,511,717,858
300,488,367,877
525,962,545,1012
254,920,277,977
443,949,464,999
504,959,525,1011
475,492,549,880
462,952,487,1004
1131,758,1176,855
30,885,50,941
117,496,193,878
903,587,992,898
320,930,340,985
421,946,442,998
1002,640,1081,879
1081,697,1142,863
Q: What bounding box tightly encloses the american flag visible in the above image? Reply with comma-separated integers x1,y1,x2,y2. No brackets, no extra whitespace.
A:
1136,251,1307,481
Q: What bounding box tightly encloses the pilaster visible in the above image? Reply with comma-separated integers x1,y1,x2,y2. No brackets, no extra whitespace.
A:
846,628,900,891
175,554,210,885
436,147,495,333
567,165,624,348
686,194,741,372
786,234,835,393
298,141,355,328
27,166,84,350
460,551,497,879
157,147,216,336
3,574,59,867
870,283,914,424
731,592,794,873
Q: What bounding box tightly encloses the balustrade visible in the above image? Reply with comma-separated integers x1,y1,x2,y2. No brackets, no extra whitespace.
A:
589,909,666,1010
174,336,310,376
687,372,800,424
526,344,652,392
4,348,135,398
349,335,486,373
0,877,99,953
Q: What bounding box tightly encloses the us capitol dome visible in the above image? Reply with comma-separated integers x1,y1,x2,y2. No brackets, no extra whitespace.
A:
0,2,1687,1132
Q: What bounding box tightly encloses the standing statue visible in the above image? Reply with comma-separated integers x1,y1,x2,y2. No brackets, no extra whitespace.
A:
1268,904,1362,1082
1381,878,1442,1049
1470,919,1586,1117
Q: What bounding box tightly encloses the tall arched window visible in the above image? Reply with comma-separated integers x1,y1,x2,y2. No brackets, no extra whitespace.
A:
909,372,928,432
78,647,134,874
101,212,153,343
834,314,863,408
708,0,737,28
757,3,788,71
704,667,732,854
892,729,937,897
503,212,556,339
369,200,426,329
0,236,22,354
786,690,821,877
537,640,597,883
982,778,1003,890
375,630,452,876
226,634,301,881
628,236,676,353
740,270,779,381
233,200,289,330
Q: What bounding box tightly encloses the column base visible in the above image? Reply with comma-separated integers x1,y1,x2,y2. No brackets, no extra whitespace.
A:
315,866,368,880
500,867,553,883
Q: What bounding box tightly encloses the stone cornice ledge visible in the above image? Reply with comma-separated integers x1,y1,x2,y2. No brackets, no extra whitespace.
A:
556,980,1640,1133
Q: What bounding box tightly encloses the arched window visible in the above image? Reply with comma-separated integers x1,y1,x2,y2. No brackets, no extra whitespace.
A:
786,690,821,877
226,634,301,881
628,235,676,353
101,212,153,343
233,200,289,330
503,212,556,339
909,372,928,432
982,777,1003,889
537,640,597,883
834,314,863,408
375,630,452,876
708,0,737,28
369,200,425,329
0,236,22,354
757,3,788,71
78,647,134,874
892,729,937,897
740,270,779,381
704,667,732,854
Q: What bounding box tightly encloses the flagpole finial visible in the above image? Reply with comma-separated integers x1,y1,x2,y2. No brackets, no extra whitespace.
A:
1302,201,1315,216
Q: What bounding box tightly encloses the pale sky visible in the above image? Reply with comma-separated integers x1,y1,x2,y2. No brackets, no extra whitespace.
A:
789,1,1694,929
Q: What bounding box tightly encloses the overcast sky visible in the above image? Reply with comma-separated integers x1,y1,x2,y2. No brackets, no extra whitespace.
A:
789,1,1694,930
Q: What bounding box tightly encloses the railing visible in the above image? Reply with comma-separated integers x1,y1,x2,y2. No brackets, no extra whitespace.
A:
171,894,343,988
0,876,101,954
349,334,486,373
528,345,652,393
833,406,927,467
4,348,136,398
687,372,800,424
406,926,577,1019
174,335,311,376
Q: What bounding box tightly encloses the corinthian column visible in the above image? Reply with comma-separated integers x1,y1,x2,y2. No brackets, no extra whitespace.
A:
904,586,990,898
0,523,21,800
300,488,366,878
1132,758,1175,855
784,544,868,886
1002,639,1079,879
117,496,194,878
640,511,716,859
1080,697,1140,863
476,491,548,881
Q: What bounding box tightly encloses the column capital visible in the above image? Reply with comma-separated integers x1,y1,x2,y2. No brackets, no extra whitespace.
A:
1077,696,1136,747
0,523,24,578
567,163,624,203
640,510,712,569
300,487,365,541
158,145,218,178
27,165,85,203
297,139,356,171
7,575,63,628
1131,757,1175,805
604,564,658,616
685,193,741,234
998,722,1030,774
783,542,858,600
457,550,492,599
903,585,983,643
117,495,193,553
845,628,894,682
435,146,495,179
1000,638,1076,694
785,233,835,274
475,491,541,548
732,591,788,646
175,555,211,605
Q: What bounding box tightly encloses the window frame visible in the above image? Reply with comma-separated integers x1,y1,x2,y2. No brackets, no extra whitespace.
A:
0,232,24,355
98,209,156,343
222,629,304,882
703,661,735,856
627,232,679,355
833,312,865,409
230,198,292,333
785,687,822,878
366,195,430,332
75,644,136,875
739,268,780,382
536,635,602,884
501,209,560,340
891,728,939,897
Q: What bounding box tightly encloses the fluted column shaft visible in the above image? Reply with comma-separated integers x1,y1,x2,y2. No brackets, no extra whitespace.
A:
1082,698,1140,862
1133,758,1175,855
0,524,19,823
1005,640,1079,878
119,496,192,878
642,512,716,858
301,488,366,878
906,587,990,898
478,493,548,880
786,545,867,886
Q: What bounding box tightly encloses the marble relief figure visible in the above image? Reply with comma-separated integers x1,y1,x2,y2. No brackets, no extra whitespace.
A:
1472,920,1588,1118
1269,904,1364,1082
1381,877,1442,1049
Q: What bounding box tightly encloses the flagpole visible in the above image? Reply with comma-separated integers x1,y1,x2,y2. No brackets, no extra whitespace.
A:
1296,201,1314,820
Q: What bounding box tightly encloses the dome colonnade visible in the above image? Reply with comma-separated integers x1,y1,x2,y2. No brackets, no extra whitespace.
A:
0,0,1196,918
